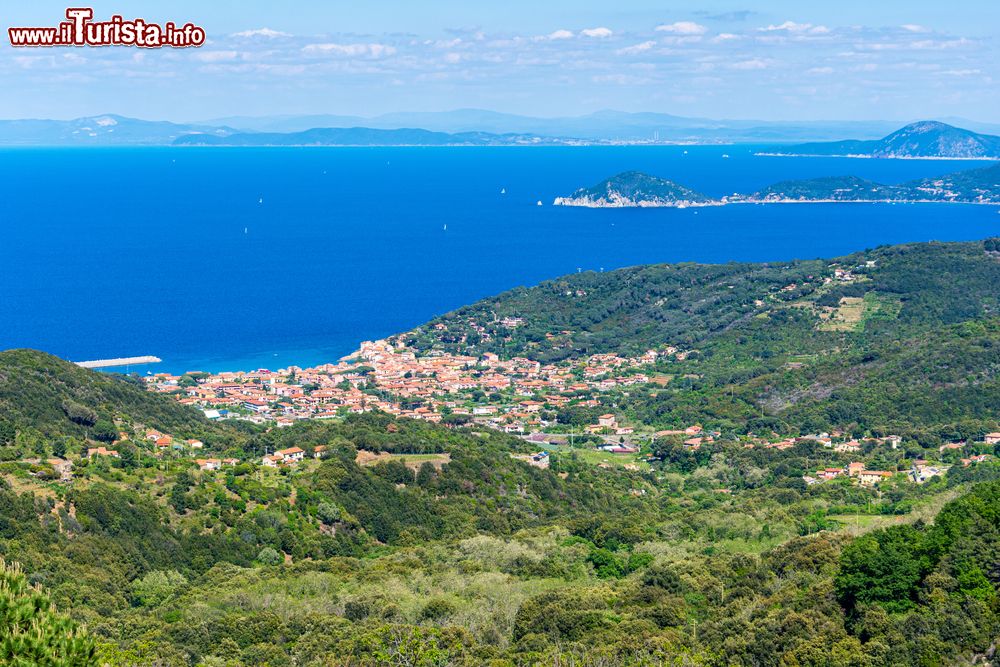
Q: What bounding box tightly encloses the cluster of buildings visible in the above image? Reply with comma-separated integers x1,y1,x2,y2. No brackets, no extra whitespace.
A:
144,338,673,434
804,452,992,488
806,461,901,487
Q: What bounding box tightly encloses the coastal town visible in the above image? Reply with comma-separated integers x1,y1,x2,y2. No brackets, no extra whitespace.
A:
143,338,666,435
138,336,999,486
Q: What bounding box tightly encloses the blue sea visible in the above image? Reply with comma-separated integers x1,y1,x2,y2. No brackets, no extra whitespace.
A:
1,146,998,374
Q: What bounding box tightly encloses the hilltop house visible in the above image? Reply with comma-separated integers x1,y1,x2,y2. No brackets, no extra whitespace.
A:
858,470,893,487
834,440,861,454
87,447,119,458
961,454,989,467
279,447,305,463
910,462,948,483
48,458,73,481
197,458,221,471
984,433,1000,445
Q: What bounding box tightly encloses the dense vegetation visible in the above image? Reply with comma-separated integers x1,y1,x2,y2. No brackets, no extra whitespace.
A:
403,240,1000,437
0,349,234,443
746,163,1000,202
0,559,94,665
2,239,1000,665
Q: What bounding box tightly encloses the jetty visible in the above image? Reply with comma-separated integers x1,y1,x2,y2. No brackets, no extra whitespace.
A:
74,356,162,369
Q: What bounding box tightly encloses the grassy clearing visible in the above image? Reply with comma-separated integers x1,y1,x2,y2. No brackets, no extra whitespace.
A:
541,443,650,470
356,450,452,470
817,292,902,332
818,297,866,331
829,485,963,536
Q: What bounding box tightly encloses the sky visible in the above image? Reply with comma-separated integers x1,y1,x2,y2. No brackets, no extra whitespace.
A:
1,0,998,122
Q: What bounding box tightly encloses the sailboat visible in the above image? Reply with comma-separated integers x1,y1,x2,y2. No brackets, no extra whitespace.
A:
501,188,506,194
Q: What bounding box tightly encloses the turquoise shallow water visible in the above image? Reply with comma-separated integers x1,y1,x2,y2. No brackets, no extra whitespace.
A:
1,145,997,373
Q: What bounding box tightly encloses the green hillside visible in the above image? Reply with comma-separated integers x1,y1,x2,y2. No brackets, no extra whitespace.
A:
0,349,232,445
402,240,1000,359
398,240,1000,437
3,239,1000,665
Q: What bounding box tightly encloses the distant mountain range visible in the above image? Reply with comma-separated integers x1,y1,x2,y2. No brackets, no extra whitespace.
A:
0,114,234,145
2,113,1000,149
172,127,568,147
555,163,1000,208
202,109,918,143
764,121,1000,159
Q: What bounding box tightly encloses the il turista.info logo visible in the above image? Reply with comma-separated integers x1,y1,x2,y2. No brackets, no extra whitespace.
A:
8,8,206,48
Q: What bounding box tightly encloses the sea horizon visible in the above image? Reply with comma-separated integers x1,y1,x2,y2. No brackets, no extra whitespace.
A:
3,145,999,375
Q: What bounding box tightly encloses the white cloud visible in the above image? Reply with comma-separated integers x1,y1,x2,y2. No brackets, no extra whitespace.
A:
616,41,657,55
909,38,972,50
194,51,240,63
900,24,929,33
427,38,462,48
545,29,574,40
232,28,290,38
580,27,613,38
807,66,834,74
592,73,650,85
712,33,741,42
730,58,769,70
301,43,397,58
13,55,54,69
655,21,708,35
762,21,828,34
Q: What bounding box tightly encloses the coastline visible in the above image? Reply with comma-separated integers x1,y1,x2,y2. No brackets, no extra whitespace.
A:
755,152,1000,161
554,197,1000,208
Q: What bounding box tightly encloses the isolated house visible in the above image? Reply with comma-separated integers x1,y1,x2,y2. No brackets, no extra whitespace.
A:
858,470,892,486
278,447,305,463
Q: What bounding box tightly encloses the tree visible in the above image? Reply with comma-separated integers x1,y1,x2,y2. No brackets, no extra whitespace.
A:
60,401,96,427
130,570,188,607
118,442,139,469
0,559,96,665
316,502,342,525
256,547,282,566
415,462,437,487
169,478,189,514
835,524,930,614
0,421,15,446
89,420,117,443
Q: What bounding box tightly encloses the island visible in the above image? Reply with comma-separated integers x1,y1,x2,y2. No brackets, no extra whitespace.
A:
761,120,1000,160
552,170,717,208
555,163,1000,207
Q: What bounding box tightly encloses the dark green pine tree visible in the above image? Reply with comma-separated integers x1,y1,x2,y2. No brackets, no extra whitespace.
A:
0,559,97,666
